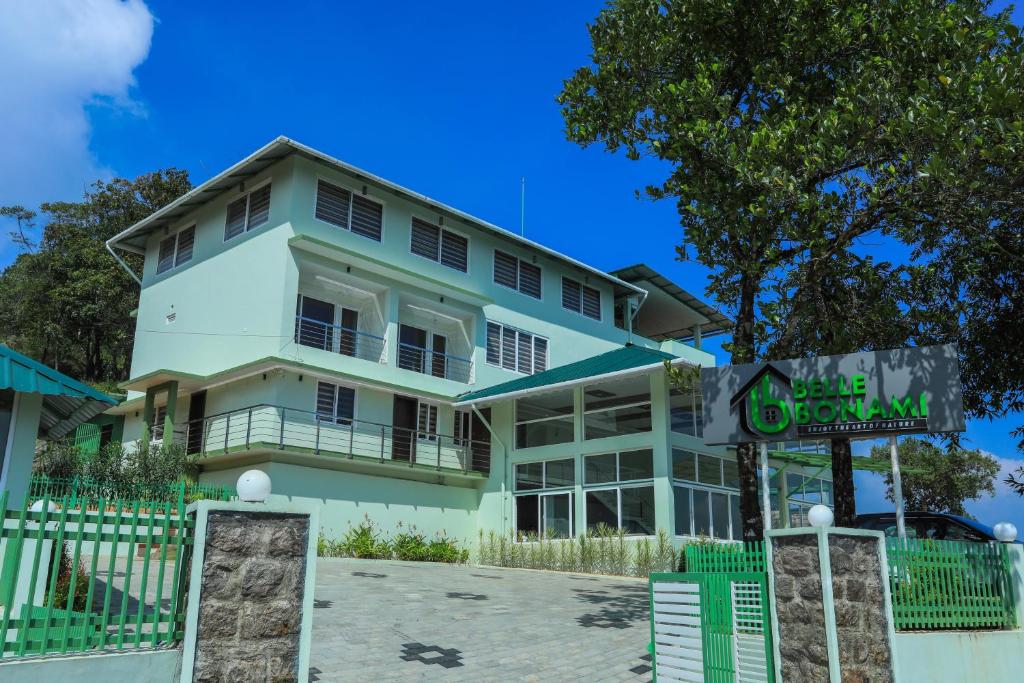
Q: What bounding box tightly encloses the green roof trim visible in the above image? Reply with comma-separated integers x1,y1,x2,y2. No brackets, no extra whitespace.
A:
457,345,676,404
0,345,116,405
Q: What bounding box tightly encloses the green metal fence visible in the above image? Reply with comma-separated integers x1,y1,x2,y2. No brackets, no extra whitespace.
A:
684,541,767,574
28,475,233,507
0,488,194,657
885,537,1017,631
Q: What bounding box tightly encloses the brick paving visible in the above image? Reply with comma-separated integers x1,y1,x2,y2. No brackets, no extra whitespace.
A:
310,558,654,682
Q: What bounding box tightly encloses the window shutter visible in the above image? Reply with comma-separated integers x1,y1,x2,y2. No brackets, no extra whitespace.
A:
350,194,383,241
411,218,440,260
175,226,195,267
225,197,247,240
440,230,468,272
501,327,517,371
581,285,601,320
246,184,271,228
316,382,336,420
157,236,176,274
562,278,582,312
493,250,518,289
315,180,351,228
533,337,548,374
486,322,501,365
516,331,533,373
519,261,541,299
335,386,355,421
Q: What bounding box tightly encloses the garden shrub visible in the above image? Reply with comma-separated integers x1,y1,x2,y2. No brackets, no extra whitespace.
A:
317,518,469,564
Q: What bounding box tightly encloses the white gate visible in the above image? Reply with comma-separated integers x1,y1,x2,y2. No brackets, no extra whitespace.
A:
650,579,704,682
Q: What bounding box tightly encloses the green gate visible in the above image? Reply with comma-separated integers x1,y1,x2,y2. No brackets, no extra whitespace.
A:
649,571,775,682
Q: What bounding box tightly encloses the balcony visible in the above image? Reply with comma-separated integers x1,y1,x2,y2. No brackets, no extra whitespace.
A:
294,315,386,363
396,342,472,383
178,404,490,476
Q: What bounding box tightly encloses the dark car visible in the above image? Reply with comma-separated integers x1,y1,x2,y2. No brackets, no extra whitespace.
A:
855,511,1004,542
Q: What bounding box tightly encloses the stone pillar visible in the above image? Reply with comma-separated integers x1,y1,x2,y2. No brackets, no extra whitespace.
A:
767,528,897,683
180,501,318,683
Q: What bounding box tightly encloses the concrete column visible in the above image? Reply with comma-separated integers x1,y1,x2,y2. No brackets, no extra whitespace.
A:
141,389,155,446
767,528,897,682
649,372,674,538
163,381,179,445
0,393,43,507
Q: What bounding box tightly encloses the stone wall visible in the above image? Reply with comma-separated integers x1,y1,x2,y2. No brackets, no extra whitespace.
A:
829,534,894,683
770,534,831,682
192,511,310,683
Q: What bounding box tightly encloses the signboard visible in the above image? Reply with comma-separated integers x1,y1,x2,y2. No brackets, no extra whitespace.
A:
700,345,965,445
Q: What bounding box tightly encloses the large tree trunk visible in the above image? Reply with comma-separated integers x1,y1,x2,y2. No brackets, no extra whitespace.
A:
733,272,764,539
831,437,856,526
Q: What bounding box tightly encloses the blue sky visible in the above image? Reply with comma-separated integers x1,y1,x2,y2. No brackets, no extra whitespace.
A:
0,0,1021,529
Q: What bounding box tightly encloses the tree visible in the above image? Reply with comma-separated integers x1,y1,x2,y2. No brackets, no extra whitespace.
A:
868,438,999,515
559,0,1024,538
0,169,191,383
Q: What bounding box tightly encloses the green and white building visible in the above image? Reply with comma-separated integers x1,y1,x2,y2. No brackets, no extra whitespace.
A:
104,137,830,547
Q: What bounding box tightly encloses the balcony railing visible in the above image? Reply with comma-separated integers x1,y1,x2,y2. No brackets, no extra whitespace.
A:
294,315,386,363
178,404,490,475
397,342,472,383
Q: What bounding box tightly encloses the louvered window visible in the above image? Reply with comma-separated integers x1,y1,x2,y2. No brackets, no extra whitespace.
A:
486,322,548,375
418,403,438,440
493,250,541,299
315,179,383,241
316,381,355,424
410,217,467,272
562,277,601,320
224,183,272,240
157,225,196,274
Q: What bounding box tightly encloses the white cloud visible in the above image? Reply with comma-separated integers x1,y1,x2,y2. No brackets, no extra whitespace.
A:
0,0,153,231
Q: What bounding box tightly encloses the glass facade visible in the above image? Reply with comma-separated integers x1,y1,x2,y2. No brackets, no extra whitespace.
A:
672,449,742,540
583,375,652,440
515,390,574,449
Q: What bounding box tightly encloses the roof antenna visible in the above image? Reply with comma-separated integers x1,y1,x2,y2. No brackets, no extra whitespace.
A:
520,176,525,236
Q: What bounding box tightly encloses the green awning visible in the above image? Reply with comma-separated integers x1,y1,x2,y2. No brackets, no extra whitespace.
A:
767,449,924,474
457,345,676,404
0,344,118,439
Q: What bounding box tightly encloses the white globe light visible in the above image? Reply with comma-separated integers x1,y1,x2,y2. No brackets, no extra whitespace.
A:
29,500,60,514
236,470,272,503
994,522,1018,543
808,504,834,528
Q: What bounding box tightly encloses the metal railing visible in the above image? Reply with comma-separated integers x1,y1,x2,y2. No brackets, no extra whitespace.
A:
294,315,386,363
397,342,472,383
0,488,192,658
886,537,1016,631
181,404,490,475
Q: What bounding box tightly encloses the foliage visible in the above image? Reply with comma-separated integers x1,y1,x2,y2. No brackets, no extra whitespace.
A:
477,527,677,578
49,543,91,613
559,0,1024,535
868,437,999,515
317,518,469,564
0,169,191,383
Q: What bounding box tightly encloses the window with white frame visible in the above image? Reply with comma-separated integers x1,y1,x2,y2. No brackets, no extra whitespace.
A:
583,375,652,440
486,322,547,375
150,405,168,441
672,449,742,540
515,390,574,449
224,183,272,240
315,381,355,424
514,458,575,539
410,217,468,272
583,449,655,535
561,277,601,320
493,250,541,299
417,403,438,441
670,385,704,438
314,179,383,241
156,225,195,274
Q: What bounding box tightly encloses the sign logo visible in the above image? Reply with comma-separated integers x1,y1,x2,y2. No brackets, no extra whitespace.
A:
731,364,930,439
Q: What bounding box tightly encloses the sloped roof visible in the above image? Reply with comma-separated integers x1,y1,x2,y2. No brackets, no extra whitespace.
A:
457,345,676,405
0,344,118,439
610,264,731,338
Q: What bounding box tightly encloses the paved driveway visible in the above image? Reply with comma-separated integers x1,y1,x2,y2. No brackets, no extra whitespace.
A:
311,558,654,682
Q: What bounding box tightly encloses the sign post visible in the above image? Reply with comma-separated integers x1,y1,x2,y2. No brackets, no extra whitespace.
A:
889,435,907,540
759,441,772,531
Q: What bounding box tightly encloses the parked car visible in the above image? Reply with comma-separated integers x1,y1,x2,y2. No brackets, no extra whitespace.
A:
855,511,1008,542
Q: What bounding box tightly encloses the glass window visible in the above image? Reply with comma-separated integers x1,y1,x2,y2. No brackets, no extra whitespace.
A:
787,473,806,501
543,494,573,538
711,492,730,540
224,184,271,240
584,453,617,484
486,322,548,375
515,462,543,491
693,489,711,537
672,449,697,481
583,375,652,440
545,458,575,488
821,480,834,506
516,494,539,537
515,390,574,449
674,487,691,536
723,458,740,489
730,495,741,540
670,386,701,436
618,449,654,481
411,217,467,272
620,486,656,535
698,454,723,486
585,489,618,533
